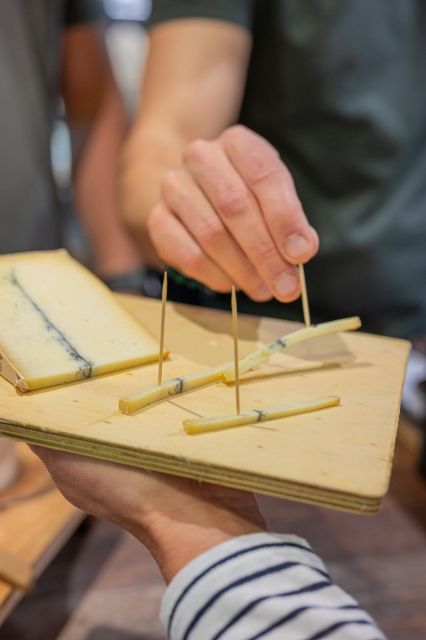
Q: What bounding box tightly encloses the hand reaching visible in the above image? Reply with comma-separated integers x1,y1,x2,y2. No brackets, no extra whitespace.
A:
148,125,318,302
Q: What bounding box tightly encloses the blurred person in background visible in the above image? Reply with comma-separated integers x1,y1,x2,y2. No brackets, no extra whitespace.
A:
0,0,142,289
121,0,426,341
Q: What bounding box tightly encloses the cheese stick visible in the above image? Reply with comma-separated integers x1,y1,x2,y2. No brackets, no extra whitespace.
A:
119,316,360,414
222,316,361,382
184,396,340,435
119,362,231,414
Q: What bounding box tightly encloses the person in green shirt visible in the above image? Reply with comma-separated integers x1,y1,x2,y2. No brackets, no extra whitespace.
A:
121,0,426,338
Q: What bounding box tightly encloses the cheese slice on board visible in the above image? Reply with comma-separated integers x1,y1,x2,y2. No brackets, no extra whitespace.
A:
0,250,161,391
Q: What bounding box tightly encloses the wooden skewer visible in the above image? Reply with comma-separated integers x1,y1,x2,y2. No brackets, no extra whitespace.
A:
157,271,168,385
231,285,241,414
299,264,311,327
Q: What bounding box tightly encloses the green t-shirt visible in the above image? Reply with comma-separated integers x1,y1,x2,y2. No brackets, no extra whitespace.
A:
150,0,426,338
0,1,101,254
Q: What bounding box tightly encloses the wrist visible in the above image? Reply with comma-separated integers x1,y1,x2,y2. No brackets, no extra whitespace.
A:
133,492,266,583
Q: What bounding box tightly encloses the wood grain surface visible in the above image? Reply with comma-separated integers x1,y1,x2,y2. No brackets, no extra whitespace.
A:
0,296,410,513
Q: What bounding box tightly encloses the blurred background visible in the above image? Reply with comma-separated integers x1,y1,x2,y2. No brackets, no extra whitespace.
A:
55,0,151,267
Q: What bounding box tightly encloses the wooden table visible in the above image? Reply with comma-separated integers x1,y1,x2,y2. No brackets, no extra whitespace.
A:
0,445,84,624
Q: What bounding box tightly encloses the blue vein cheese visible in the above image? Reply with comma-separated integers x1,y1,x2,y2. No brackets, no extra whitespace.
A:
0,250,162,391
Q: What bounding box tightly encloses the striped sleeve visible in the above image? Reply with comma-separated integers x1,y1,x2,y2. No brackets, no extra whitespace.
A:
160,532,386,640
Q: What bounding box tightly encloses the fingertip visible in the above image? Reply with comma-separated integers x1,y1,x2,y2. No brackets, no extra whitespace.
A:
282,227,319,265
214,278,233,294
249,282,274,302
272,271,300,302
308,225,320,255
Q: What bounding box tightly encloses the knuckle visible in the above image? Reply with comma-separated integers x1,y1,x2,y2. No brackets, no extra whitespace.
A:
216,185,250,218
181,249,206,275
246,155,283,186
147,204,164,233
197,218,225,247
221,124,249,145
183,138,211,165
251,242,280,271
161,170,188,204
160,169,178,194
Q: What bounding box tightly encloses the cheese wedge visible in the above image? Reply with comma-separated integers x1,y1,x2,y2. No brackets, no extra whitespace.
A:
0,250,163,391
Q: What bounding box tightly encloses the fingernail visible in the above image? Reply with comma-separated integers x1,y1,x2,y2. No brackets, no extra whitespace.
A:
252,283,272,301
273,272,298,298
284,234,310,259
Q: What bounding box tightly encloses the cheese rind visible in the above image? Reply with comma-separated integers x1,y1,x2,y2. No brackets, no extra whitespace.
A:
0,250,163,391
183,396,341,434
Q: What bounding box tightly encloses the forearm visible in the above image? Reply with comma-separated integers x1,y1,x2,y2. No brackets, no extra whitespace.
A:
139,483,266,583
125,485,384,639
160,532,386,640
119,19,251,266
73,81,142,277
63,23,142,277
120,125,186,267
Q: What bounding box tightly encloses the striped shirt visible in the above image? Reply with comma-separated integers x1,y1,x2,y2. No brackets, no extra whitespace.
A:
160,533,386,640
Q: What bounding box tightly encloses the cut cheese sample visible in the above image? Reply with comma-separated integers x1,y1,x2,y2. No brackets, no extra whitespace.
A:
184,396,341,434
119,316,361,414
0,250,163,391
119,362,231,414
223,317,361,382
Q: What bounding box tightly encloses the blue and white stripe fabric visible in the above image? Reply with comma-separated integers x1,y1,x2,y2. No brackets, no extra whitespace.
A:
160,533,385,640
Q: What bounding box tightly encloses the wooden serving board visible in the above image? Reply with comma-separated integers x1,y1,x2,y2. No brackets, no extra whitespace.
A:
0,296,409,514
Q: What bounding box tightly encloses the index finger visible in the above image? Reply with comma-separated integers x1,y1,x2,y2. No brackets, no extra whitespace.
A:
221,126,319,264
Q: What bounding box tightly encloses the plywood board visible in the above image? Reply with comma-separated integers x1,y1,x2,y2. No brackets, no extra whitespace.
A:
0,296,409,514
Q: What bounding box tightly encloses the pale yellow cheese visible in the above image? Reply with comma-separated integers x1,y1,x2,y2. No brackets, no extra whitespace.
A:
183,396,341,434
0,250,163,391
119,316,361,414
222,316,361,382
119,362,230,414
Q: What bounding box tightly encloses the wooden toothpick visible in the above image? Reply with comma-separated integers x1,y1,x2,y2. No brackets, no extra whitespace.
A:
231,285,241,415
157,271,168,385
299,264,311,327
